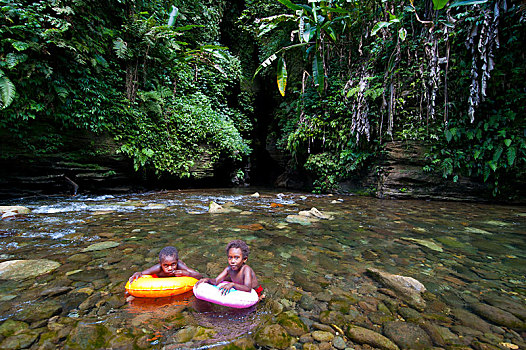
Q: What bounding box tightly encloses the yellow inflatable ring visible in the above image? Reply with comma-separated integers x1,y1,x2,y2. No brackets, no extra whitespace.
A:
125,275,198,298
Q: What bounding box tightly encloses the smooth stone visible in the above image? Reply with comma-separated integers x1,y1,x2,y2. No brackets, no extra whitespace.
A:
319,310,346,326
68,269,107,282
470,303,526,330
277,311,309,336
0,260,60,280
345,325,399,350
65,322,111,348
366,268,426,311
311,330,334,342
13,300,62,323
0,206,30,216
482,295,526,321
303,343,319,350
82,241,120,252
0,320,28,337
285,215,317,225
298,207,334,220
208,201,236,213
332,336,346,349
40,286,74,297
383,321,432,349
398,307,423,323
174,326,215,342
255,324,293,350
300,294,315,310
400,237,443,252
451,308,492,333
0,330,39,350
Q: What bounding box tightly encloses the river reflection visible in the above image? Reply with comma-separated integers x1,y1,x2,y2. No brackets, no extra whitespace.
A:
0,189,525,349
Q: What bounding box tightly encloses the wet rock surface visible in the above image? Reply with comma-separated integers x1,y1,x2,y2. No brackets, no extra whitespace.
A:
0,189,524,349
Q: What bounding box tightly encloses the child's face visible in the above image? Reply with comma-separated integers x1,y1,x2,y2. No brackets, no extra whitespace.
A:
160,255,178,275
227,247,247,271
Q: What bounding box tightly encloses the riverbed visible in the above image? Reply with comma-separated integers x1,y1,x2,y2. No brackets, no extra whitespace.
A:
0,189,525,349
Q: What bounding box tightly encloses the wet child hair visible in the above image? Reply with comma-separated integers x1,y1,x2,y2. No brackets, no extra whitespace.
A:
226,239,250,258
159,246,179,261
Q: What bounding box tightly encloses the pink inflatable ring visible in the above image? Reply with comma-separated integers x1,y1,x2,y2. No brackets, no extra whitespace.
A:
193,282,258,308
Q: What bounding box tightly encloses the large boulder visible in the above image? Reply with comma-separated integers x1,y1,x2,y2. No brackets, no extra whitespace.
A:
366,268,427,311
0,260,60,280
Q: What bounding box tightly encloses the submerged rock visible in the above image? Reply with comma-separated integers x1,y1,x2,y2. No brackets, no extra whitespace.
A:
470,303,526,330
366,268,427,311
0,319,28,338
298,207,334,220
285,215,317,226
383,321,432,349
255,324,293,350
82,241,120,252
0,259,60,280
400,237,443,252
277,311,308,336
0,330,39,350
345,325,400,350
13,300,62,323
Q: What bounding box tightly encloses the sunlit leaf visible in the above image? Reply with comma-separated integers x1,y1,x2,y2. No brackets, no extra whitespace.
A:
371,21,390,36
0,70,16,109
277,57,288,97
399,27,407,41
432,0,449,10
276,0,303,11
450,0,488,7
303,23,315,42
12,41,30,51
504,139,512,147
312,53,324,94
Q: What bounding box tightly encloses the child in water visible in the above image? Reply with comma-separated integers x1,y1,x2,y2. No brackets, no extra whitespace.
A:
128,246,202,282
196,239,264,300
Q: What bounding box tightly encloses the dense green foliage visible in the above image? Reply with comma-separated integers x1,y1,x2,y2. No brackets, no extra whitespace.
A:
1,0,524,197
247,0,525,195
1,0,250,179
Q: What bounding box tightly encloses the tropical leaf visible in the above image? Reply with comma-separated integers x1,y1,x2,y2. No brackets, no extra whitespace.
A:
277,57,288,97
113,38,128,59
507,147,516,166
312,53,324,94
432,0,449,10
0,70,16,109
450,0,488,7
276,0,303,11
371,21,390,36
303,23,315,43
167,6,179,26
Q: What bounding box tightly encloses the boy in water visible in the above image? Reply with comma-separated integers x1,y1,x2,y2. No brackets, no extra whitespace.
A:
196,239,264,300
129,246,202,282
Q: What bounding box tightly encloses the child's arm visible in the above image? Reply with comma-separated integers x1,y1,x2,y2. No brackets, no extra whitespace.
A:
218,267,253,294
128,264,162,282
177,260,203,279
196,267,229,286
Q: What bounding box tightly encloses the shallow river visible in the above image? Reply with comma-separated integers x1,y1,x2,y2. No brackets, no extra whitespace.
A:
0,189,525,350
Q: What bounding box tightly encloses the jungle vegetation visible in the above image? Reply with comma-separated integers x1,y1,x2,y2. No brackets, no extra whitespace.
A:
1,0,525,198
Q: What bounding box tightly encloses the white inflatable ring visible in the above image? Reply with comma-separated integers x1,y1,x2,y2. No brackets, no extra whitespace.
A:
193,282,258,308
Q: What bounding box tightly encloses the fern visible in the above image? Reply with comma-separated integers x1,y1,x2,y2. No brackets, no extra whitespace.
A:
0,70,16,109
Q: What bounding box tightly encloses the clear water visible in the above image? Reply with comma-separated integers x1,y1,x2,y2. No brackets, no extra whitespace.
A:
0,189,524,349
